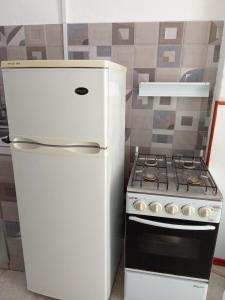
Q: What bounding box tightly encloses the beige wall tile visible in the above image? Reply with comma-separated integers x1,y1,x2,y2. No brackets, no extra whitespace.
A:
88,23,112,45
183,21,211,44
111,46,134,69
155,68,180,82
131,109,153,129
6,46,27,60
46,46,64,59
176,97,202,111
134,46,157,68
173,130,198,150
181,45,208,68
134,22,159,45
130,129,152,147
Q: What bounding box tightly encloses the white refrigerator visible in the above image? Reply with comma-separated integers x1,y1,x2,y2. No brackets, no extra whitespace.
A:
1,60,126,300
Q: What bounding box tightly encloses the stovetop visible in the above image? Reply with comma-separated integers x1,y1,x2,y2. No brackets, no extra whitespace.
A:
127,153,223,201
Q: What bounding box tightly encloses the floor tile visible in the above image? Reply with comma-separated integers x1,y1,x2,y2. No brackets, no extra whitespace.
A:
0,265,224,300
207,271,225,300
0,270,35,300
212,265,225,278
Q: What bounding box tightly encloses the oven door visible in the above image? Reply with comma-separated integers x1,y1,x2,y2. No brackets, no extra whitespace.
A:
125,214,219,280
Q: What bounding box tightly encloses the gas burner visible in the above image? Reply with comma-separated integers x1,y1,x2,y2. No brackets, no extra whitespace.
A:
183,161,195,170
187,176,201,185
143,174,158,182
144,159,158,167
132,154,168,190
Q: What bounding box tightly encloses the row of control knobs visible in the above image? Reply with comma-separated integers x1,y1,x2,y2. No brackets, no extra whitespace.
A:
133,200,212,218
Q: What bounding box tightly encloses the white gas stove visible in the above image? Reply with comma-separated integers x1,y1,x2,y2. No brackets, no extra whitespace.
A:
127,153,223,223
125,152,223,300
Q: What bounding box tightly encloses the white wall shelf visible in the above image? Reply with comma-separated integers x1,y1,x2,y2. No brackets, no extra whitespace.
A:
139,82,210,98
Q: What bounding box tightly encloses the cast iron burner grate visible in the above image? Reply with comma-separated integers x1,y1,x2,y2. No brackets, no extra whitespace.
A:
132,154,169,190
172,155,218,194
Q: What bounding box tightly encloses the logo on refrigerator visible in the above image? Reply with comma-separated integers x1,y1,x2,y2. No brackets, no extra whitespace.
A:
193,285,204,289
74,87,89,95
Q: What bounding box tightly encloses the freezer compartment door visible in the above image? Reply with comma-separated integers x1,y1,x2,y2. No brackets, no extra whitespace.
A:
3,68,108,147
11,144,108,300
125,269,208,300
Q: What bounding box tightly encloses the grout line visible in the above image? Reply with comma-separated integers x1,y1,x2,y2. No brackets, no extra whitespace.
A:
61,0,68,60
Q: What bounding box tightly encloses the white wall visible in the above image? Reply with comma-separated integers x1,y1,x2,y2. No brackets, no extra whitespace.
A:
208,105,225,259
0,0,62,25
66,0,225,23
0,0,224,26
214,28,225,100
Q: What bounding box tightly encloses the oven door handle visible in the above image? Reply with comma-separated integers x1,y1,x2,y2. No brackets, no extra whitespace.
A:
128,216,216,231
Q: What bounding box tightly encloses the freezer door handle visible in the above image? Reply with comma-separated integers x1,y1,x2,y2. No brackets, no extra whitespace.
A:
128,216,216,231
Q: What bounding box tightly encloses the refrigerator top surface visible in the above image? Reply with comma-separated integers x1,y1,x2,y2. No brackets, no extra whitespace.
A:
1,60,127,71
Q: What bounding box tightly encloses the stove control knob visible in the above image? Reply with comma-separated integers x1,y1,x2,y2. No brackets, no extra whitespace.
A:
149,202,162,213
133,200,146,211
198,207,212,218
182,205,195,216
165,204,178,215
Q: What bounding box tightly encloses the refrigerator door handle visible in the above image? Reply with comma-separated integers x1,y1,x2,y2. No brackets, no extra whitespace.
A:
11,139,105,154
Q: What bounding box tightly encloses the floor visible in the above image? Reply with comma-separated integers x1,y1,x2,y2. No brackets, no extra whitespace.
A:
0,264,224,300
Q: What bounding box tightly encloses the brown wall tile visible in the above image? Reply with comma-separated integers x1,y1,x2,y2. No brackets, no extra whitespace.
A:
7,237,25,272
45,24,63,46
25,25,45,46
159,22,184,45
1,201,19,222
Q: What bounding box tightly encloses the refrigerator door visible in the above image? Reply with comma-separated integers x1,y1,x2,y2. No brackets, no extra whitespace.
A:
3,68,108,147
11,142,108,300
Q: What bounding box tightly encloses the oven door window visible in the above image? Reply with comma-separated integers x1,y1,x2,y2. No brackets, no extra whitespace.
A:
125,215,218,280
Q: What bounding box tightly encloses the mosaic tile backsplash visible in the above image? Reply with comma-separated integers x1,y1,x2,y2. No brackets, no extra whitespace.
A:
67,21,223,178
0,20,224,271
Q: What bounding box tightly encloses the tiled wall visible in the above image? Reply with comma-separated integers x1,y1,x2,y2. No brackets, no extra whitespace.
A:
0,156,24,271
0,21,224,271
67,21,224,179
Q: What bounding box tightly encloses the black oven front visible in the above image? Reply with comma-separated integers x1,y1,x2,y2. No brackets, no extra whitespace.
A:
125,214,219,280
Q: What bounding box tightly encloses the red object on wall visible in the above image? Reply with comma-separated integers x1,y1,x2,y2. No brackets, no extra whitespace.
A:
213,257,225,267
